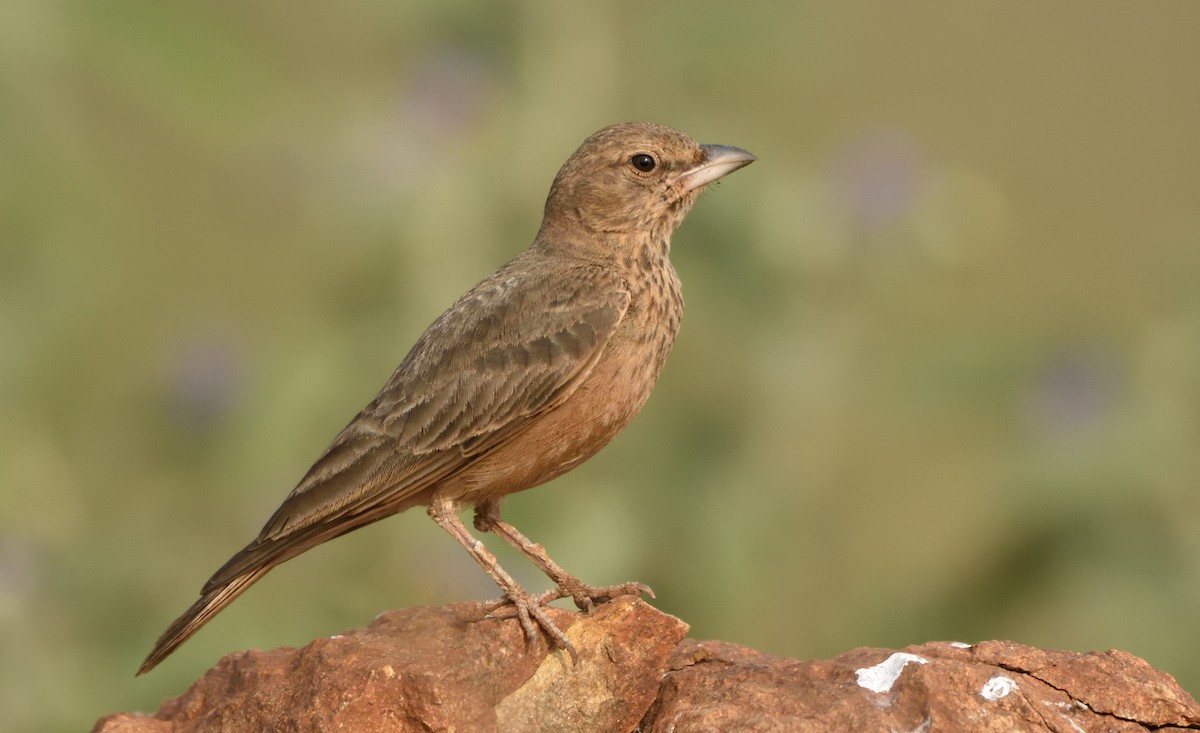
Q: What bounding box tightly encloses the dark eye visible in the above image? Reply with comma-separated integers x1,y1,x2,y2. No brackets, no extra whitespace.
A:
629,153,657,172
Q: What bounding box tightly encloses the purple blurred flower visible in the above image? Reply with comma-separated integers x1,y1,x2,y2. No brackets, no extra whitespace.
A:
165,334,244,432
828,130,924,234
1025,346,1120,448
401,47,495,141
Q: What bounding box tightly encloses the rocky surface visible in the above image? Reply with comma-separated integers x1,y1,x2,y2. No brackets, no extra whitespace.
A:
646,639,1200,732
95,597,1200,732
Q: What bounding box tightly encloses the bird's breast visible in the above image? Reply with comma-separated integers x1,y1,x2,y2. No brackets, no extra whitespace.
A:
443,260,683,505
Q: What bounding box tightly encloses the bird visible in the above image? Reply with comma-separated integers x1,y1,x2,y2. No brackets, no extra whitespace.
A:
139,122,755,675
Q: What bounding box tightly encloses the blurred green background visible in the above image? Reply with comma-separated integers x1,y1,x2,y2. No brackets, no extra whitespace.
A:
3,1,1199,730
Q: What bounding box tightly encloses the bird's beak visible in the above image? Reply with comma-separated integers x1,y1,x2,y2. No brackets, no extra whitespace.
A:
674,144,757,193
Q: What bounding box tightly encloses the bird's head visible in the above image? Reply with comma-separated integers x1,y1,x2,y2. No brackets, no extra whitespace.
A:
540,122,755,245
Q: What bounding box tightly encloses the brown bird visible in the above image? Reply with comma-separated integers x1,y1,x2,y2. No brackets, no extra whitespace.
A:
139,122,755,674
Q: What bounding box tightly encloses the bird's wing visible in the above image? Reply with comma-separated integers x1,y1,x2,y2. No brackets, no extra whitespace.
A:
202,258,630,590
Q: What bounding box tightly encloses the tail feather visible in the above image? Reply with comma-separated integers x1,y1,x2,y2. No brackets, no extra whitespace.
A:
138,512,389,676
137,566,271,676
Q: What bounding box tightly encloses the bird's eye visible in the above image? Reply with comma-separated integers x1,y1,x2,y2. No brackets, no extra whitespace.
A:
629,153,657,172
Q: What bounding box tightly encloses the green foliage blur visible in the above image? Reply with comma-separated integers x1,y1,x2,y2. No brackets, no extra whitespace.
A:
3,2,1199,730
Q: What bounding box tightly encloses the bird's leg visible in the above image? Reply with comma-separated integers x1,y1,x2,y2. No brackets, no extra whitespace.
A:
426,496,576,660
473,498,653,614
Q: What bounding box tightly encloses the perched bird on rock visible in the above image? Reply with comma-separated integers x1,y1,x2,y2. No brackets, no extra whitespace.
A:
139,122,755,674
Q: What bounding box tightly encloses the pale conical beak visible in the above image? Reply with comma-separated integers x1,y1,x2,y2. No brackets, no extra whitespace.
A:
675,144,757,193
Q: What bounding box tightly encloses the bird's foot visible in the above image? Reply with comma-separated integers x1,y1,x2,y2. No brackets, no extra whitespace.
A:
481,590,578,662
549,579,655,614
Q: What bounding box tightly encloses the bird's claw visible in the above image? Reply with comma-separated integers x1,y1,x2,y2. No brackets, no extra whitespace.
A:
481,579,651,661
481,591,578,662
554,580,655,613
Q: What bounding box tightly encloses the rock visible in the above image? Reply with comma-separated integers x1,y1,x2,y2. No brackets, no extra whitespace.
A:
641,638,1200,732
94,596,687,733
95,600,1200,733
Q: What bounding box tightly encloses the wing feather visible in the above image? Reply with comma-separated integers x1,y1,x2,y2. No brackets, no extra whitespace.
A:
202,256,629,589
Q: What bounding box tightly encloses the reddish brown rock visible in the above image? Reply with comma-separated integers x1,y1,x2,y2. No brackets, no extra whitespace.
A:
95,596,688,733
640,638,1200,732
95,601,1200,733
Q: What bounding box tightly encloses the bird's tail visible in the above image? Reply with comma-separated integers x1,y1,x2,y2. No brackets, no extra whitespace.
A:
137,565,271,675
